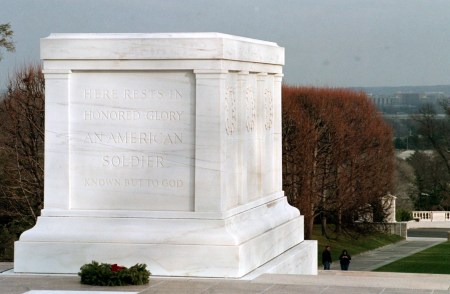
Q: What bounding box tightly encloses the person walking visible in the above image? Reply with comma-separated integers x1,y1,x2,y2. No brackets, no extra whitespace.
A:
339,249,351,270
322,245,332,270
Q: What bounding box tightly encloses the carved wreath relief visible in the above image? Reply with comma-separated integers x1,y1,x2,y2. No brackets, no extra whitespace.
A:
225,86,237,135
264,88,273,130
245,86,256,132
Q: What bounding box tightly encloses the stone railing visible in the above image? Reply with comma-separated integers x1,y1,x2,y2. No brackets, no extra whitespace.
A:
412,211,450,222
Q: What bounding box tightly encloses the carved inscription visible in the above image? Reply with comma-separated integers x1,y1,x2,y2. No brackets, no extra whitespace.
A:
80,87,185,169
83,89,183,100
83,132,182,144
84,178,184,188
101,155,164,168
70,72,194,210
83,110,183,121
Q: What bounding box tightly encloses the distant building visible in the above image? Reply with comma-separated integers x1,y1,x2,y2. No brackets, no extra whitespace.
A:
361,86,450,115
369,95,395,106
395,92,421,107
421,92,447,105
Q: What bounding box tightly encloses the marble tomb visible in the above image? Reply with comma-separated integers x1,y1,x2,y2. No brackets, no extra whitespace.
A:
14,33,317,277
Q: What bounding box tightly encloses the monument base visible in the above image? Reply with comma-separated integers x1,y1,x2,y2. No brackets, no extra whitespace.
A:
14,196,316,277
243,240,318,279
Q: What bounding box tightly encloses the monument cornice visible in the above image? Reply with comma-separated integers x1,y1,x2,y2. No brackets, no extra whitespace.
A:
40,32,284,65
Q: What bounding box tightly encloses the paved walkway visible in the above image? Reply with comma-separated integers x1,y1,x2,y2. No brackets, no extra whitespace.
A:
1,237,449,294
329,237,446,271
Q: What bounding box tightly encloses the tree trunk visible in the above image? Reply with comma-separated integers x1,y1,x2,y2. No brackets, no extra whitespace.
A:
321,212,327,236
304,213,315,240
335,209,342,233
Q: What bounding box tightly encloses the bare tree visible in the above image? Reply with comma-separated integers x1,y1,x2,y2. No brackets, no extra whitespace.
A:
282,86,394,240
0,64,44,228
414,101,450,175
393,157,416,211
408,151,450,210
411,100,450,209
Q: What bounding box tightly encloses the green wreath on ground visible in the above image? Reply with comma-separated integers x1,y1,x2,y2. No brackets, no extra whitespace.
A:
78,261,151,286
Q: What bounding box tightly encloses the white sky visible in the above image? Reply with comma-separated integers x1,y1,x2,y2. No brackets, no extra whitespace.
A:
1,0,450,88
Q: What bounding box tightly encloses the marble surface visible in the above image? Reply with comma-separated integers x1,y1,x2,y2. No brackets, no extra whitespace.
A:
41,33,284,65
15,197,307,277
15,33,316,277
70,71,195,211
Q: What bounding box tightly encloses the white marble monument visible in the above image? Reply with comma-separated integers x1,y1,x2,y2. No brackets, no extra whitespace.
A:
14,33,317,277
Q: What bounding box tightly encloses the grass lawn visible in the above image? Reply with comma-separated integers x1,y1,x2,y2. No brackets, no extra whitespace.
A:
311,225,404,266
374,241,450,274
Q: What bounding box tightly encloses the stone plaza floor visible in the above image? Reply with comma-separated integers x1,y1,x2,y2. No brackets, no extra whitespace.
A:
1,237,449,294
1,271,450,294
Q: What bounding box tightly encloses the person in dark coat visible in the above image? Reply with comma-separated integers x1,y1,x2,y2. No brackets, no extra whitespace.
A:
321,245,332,270
339,249,351,270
